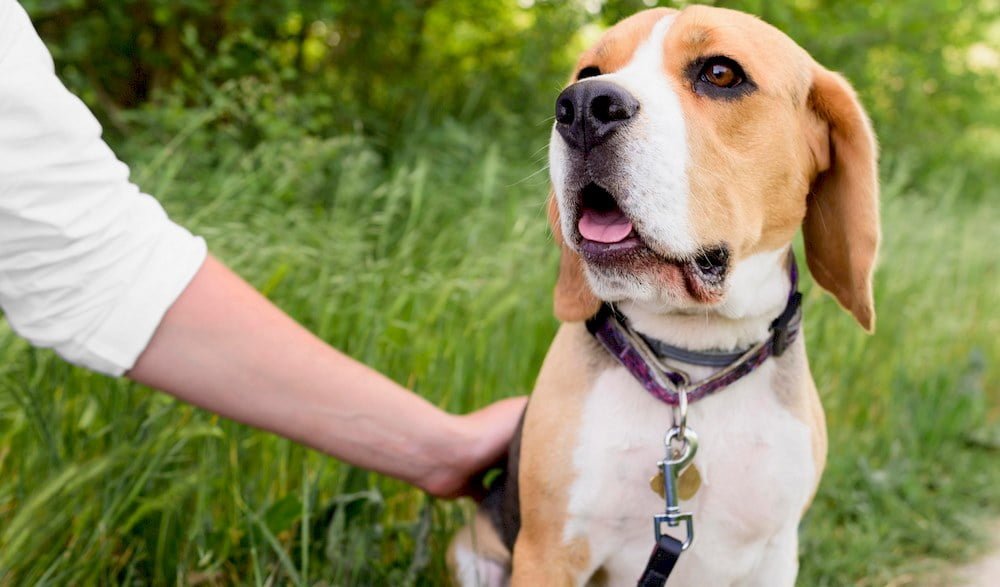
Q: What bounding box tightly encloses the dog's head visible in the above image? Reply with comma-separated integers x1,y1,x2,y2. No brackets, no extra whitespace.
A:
549,6,879,331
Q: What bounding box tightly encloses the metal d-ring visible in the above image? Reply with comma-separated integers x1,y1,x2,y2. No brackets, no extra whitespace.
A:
654,511,694,551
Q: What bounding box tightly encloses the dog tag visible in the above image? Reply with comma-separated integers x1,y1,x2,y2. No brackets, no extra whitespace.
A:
677,464,701,500
649,465,701,500
649,471,665,497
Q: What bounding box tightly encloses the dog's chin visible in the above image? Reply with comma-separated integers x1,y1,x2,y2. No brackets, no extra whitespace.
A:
581,248,728,307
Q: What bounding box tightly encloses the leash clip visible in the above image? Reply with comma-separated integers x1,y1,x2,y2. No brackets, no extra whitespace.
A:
653,426,698,551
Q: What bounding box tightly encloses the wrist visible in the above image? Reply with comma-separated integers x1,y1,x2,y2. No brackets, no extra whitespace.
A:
409,397,527,499
416,413,480,498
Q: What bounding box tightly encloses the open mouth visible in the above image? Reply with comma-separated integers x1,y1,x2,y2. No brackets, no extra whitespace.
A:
575,183,644,256
572,182,732,299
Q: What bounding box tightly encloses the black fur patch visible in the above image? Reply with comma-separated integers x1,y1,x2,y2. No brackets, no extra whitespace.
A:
481,406,525,551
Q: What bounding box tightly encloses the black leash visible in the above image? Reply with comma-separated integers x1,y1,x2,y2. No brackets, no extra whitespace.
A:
637,534,685,587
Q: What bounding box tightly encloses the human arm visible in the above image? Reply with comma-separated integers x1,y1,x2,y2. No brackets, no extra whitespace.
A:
129,255,525,498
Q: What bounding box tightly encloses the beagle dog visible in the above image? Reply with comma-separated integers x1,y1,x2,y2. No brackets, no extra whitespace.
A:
449,5,878,586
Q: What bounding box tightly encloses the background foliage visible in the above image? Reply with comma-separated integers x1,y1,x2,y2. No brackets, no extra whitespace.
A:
22,0,999,196
2,0,998,585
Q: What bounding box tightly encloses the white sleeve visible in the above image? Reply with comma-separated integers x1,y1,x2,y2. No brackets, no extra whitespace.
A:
0,0,208,376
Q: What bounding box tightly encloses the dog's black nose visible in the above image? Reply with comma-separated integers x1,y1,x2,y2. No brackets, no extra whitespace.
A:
555,80,639,152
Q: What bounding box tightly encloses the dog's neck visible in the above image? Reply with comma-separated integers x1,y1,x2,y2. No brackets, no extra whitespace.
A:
618,247,793,353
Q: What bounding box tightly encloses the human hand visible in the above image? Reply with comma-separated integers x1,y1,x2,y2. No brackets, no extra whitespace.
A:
420,396,528,500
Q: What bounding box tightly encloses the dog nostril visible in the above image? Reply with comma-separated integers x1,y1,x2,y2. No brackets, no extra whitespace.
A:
591,95,612,123
556,98,575,125
591,94,634,124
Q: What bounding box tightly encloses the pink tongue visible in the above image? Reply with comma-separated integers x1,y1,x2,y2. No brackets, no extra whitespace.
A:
578,208,634,243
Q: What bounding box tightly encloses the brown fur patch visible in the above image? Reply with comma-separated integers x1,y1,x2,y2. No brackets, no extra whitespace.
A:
511,323,602,584
550,195,601,322
769,336,828,512
803,66,880,331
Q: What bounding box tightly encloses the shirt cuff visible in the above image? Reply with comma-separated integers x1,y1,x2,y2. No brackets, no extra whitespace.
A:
55,228,207,376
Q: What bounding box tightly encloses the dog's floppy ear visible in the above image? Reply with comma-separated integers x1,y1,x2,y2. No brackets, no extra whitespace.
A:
549,194,600,322
803,65,880,332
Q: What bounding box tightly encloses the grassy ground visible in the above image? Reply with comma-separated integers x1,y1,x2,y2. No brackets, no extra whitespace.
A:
0,114,997,585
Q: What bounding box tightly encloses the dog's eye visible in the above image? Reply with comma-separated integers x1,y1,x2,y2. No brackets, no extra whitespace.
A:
690,56,755,99
699,57,744,88
577,66,601,80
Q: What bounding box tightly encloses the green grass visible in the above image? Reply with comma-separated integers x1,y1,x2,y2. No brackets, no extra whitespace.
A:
0,112,997,585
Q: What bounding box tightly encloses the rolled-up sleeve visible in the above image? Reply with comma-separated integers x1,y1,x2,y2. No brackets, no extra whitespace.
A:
0,0,207,376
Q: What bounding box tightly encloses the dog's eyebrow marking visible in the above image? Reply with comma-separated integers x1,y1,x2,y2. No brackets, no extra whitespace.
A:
685,27,713,48
683,24,747,52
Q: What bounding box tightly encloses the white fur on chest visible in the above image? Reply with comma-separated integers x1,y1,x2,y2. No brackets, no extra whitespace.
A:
562,361,815,586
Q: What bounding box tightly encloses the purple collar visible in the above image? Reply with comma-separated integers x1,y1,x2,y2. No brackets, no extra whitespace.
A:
585,260,802,406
